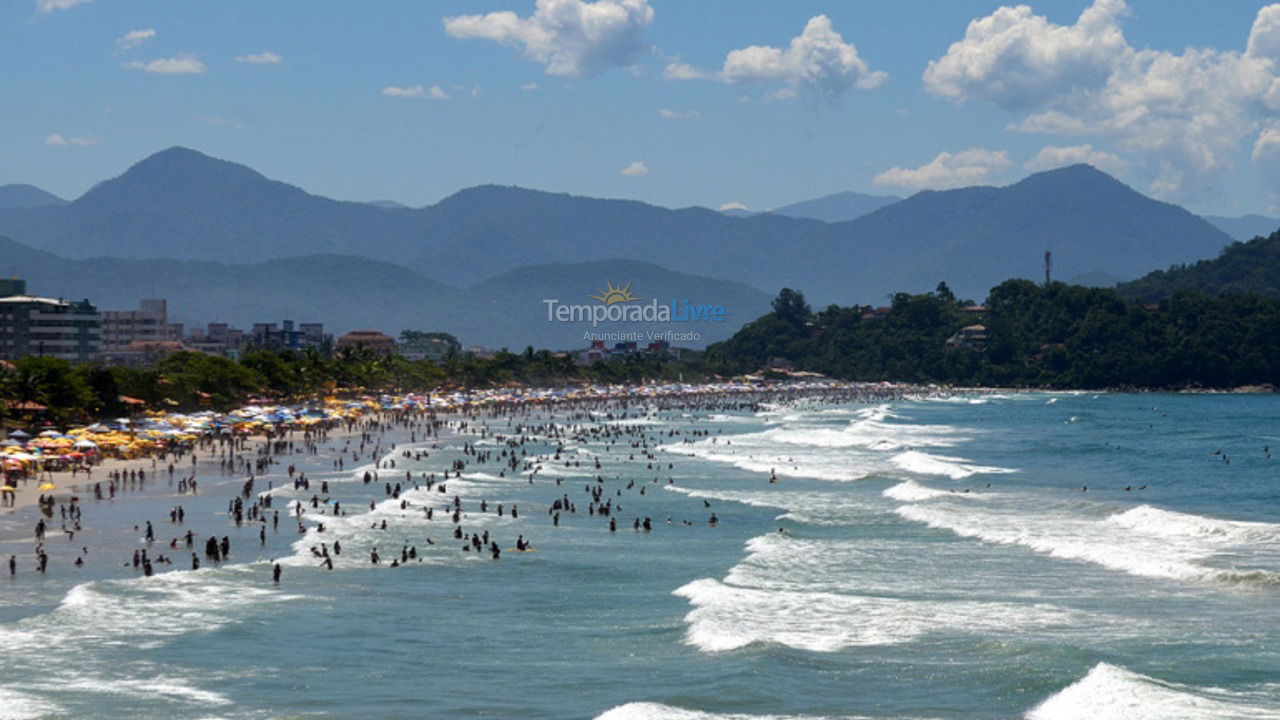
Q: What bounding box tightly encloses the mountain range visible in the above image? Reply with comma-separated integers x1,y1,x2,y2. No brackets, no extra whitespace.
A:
0,184,65,209
0,146,1244,346
1202,214,1280,243
720,191,901,223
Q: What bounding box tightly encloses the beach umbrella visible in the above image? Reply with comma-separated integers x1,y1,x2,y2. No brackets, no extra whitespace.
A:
9,430,30,439
0,485,14,492
73,439,98,449
37,430,62,438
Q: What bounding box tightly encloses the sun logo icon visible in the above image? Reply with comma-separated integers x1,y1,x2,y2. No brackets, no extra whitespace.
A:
589,280,640,305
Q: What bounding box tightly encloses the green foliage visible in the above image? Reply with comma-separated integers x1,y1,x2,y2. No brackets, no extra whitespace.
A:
1119,229,1280,302
709,284,1280,389
2,357,95,422
156,352,263,410
399,330,460,347
0,343,718,421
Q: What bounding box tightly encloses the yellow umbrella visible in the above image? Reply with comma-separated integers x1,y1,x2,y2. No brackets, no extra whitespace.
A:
38,483,56,491
0,485,15,492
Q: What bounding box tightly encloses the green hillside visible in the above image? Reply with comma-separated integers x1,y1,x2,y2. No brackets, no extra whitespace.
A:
1118,229,1280,302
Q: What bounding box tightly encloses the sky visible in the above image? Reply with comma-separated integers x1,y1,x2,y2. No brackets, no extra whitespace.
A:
4,0,1280,217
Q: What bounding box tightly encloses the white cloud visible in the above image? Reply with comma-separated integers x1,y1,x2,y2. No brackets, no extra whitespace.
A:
1025,144,1126,174
925,0,1280,202
123,54,207,75
664,60,709,80
36,0,90,13
658,108,699,119
1248,4,1280,61
116,29,155,51
719,15,887,98
521,82,540,91
443,0,654,77
1252,125,1280,191
382,84,450,100
923,0,1129,110
620,161,649,176
235,52,281,65
874,148,1011,191
46,133,96,147
719,201,748,211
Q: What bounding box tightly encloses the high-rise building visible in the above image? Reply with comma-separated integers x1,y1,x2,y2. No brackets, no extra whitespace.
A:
102,299,181,352
0,278,101,362
184,323,247,358
249,320,330,350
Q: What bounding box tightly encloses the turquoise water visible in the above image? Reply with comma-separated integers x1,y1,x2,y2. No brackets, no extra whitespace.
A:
1,392,1278,719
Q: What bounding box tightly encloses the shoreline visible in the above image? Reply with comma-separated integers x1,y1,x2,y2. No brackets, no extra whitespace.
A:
2,420,375,517
4,379,1273,517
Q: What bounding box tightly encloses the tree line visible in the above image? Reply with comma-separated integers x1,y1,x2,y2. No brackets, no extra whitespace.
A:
707,281,1280,389
0,344,713,423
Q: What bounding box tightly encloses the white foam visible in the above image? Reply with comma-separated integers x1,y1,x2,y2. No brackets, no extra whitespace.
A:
707,413,759,424
674,577,1079,653
1026,663,1280,720
0,687,65,719
0,569,291,715
882,479,988,502
281,482,524,570
1110,505,1280,545
665,402,981,482
896,501,1280,588
461,471,517,482
664,485,875,526
595,702,921,720
40,676,231,706
675,525,1095,654
890,450,1013,480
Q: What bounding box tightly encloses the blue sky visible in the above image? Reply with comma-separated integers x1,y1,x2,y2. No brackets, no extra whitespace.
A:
5,0,1279,217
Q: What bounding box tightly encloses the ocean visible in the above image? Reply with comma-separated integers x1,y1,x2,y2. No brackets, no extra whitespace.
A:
1,391,1277,719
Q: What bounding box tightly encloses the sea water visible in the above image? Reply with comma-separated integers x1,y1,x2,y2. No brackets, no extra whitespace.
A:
0,392,1277,719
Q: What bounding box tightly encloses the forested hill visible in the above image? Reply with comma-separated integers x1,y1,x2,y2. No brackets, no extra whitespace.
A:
707,283,1280,389
1118,229,1280,302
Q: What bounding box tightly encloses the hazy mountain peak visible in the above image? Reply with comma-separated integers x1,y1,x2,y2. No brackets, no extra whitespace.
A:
1202,213,1280,242
111,146,269,187
1012,163,1128,191
76,146,301,208
368,199,410,210
770,190,901,223
0,184,65,209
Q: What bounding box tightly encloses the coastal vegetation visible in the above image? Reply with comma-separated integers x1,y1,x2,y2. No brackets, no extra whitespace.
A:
707,282,1280,389
1118,227,1280,301
0,344,713,423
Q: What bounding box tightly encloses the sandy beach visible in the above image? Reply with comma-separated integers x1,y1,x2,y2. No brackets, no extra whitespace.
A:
2,420,376,516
